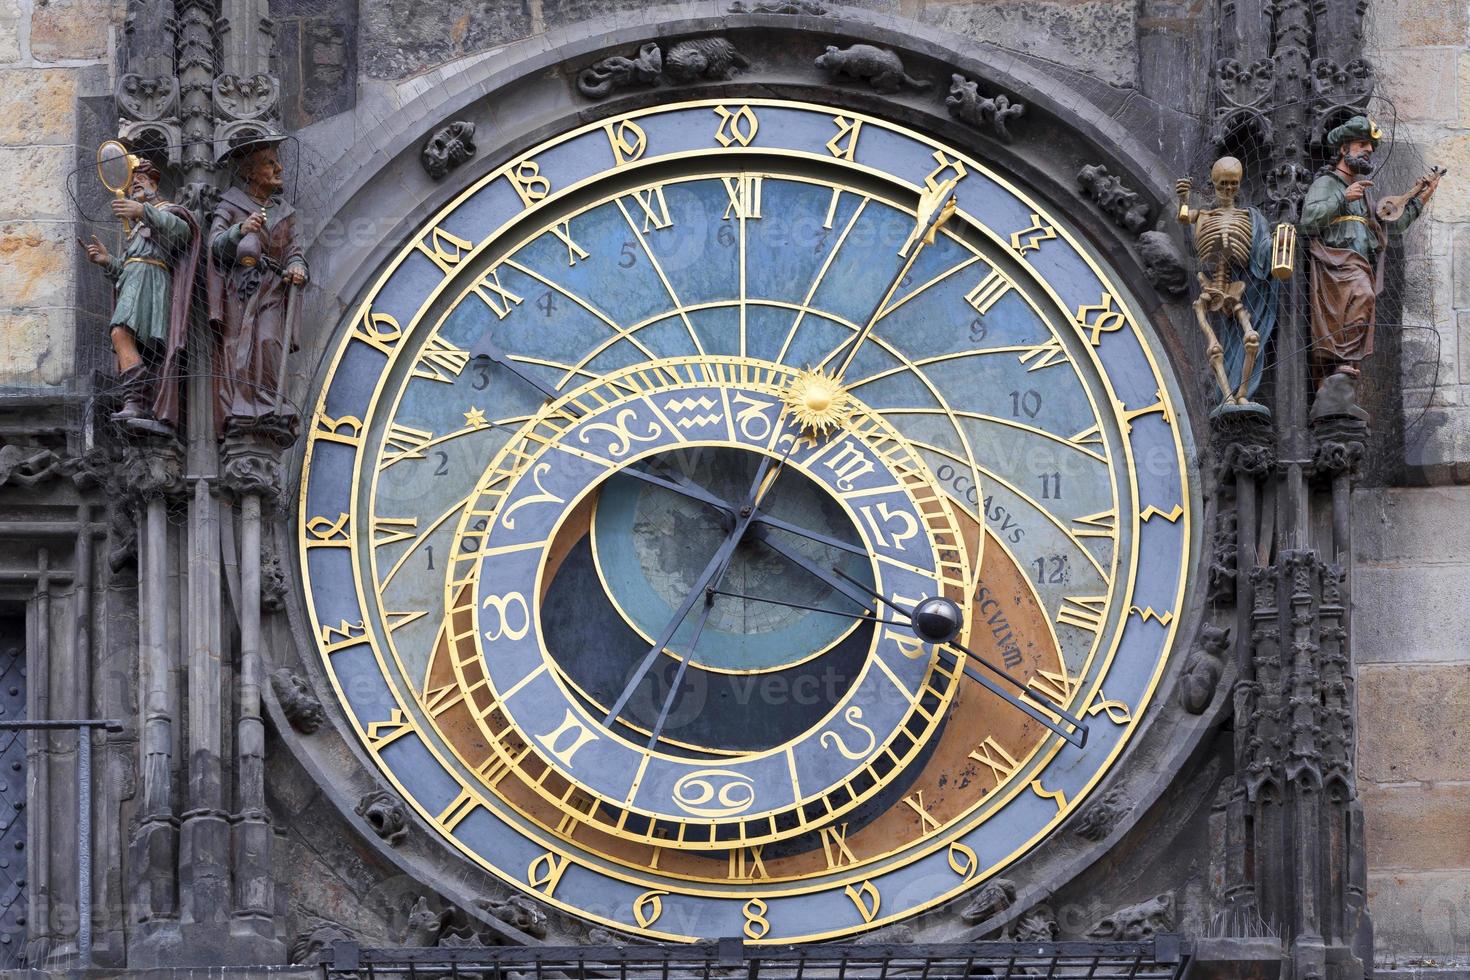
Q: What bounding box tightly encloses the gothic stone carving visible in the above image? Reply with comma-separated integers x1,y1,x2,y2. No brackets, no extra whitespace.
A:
290,921,355,965
728,0,827,11
1213,406,1276,479
355,788,410,845
959,878,1016,924
1137,231,1189,296
0,445,63,487
1212,58,1275,148
1310,58,1374,144
478,895,549,939
118,73,179,121
421,121,477,180
1011,905,1060,941
1207,510,1239,604
577,43,663,99
120,438,186,499
1077,164,1150,234
1311,412,1368,478
1073,787,1134,841
1085,893,1176,939
404,895,444,946
814,44,931,94
220,435,288,506
663,38,750,85
213,73,280,122
577,38,749,99
946,74,1024,141
270,668,326,734
1178,624,1232,714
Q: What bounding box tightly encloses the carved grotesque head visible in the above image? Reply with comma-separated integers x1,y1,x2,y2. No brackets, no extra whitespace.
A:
1209,156,1243,208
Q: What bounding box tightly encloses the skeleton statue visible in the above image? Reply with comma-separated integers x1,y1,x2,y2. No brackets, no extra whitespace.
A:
1176,157,1284,406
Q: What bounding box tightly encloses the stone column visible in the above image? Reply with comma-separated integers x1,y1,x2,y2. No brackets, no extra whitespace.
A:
220,432,289,964
123,438,186,962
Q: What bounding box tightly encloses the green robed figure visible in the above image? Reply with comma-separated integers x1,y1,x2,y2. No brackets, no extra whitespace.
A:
82,156,202,433
1300,116,1441,389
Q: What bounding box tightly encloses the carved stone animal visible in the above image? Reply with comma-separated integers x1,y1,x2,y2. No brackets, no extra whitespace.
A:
478,894,549,939
815,45,931,94
946,73,1025,140
421,121,476,181
959,877,1016,924
663,38,749,84
1085,893,1175,940
355,787,410,844
403,895,443,947
1077,163,1150,233
576,43,662,99
270,667,326,733
1138,231,1189,295
1178,624,1232,714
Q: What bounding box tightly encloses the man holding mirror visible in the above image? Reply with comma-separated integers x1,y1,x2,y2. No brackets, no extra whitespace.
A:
82,151,202,435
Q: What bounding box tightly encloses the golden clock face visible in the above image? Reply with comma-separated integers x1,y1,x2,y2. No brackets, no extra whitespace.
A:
299,100,1194,942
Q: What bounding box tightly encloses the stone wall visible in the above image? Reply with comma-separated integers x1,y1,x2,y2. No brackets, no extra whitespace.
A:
1355,486,1470,966
1366,0,1470,482
0,0,121,391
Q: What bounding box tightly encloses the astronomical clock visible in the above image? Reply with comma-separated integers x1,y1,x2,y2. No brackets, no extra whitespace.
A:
298,99,1193,943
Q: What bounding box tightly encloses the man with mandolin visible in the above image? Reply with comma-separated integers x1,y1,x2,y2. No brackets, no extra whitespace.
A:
1300,115,1443,397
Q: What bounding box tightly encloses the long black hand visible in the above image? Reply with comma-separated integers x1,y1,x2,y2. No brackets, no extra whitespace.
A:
472,336,562,402
601,440,793,726
825,569,1089,749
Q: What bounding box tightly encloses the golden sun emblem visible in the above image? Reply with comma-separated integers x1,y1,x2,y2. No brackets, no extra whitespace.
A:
782,367,851,436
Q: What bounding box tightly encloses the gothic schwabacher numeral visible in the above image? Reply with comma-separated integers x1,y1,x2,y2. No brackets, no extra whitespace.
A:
367,709,413,750
826,115,862,160
527,852,570,896
1055,595,1107,635
381,423,434,465
845,881,881,923
411,335,470,384
351,310,403,355
632,185,673,231
964,267,1011,316
507,159,551,208
415,226,474,273
727,844,769,879
968,736,1020,785
820,823,859,869
319,619,367,655
548,220,589,266
304,512,351,547
1018,338,1068,372
924,149,968,192
470,266,524,320
372,515,418,548
314,413,364,447
604,119,648,166
721,175,763,220
1074,292,1128,347
713,104,760,147
1072,509,1117,539
1010,213,1058,255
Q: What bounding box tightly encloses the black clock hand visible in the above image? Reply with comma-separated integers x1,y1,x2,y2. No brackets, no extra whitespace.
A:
602,437,795,726
643,598,716,749
825,179,958,381
830,567,1089,748
620,467,866,557
708,587,909,628
472,335,563,402
749,525,886,609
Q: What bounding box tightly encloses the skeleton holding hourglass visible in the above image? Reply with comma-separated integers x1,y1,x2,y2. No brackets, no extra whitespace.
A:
1176,156,1291,408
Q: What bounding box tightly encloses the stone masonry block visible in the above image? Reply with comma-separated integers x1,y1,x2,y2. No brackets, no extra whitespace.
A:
1371,48,1458,124
0,68,79,145
919,0,1137,89
1366,0,1468,47
0,309,73,387
1362,782,1470,871
1359,664,1470,783
0,0,21,65
0,146,74,220
1367,871,1470,964
1355,564,1470,663
0,221,74,308
1355,486,1470,563
29,0,120,62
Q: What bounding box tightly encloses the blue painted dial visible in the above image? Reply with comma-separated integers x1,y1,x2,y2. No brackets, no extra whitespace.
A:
299,100,1195,943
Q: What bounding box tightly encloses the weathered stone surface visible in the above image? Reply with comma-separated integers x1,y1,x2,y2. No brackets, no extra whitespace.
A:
1354,486,1470,564
29,0,120,62
0,147,73,219
0,0,22,64
1359,665,1470,783
0,309,72,387
1354,564,1470,663
0,68,78,144
1425,133,1470,220
358,0,532,80
1362,783,1470,871
1370,48,1458,123
920,1,1137,88
1367,871,1470,961
1366,0,1468,48
0,221,71,307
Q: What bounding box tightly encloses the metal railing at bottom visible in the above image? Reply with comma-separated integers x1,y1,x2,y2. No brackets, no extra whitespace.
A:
325,936,1189,980
0,719,124,968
